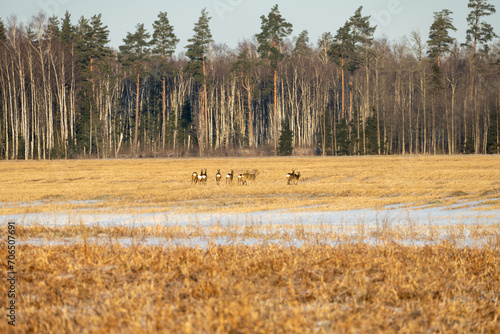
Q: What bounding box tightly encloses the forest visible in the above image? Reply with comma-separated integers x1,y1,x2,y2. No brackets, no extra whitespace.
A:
0,1,499,160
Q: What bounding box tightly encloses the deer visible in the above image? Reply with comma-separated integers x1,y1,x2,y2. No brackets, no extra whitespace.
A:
226,170,234,184
200,169,207,184
286,170,295,185
216,169,222,185
192,171,198,184
197,169,207,185
238,170,258,185
286,170,301,185
292,171,301,185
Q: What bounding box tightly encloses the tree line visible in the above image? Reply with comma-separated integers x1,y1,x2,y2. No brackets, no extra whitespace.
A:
0,1,499,160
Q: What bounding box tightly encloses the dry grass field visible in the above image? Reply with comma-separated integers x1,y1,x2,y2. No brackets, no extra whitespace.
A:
1,241,499,333
1,156,500,333
0,155,499,215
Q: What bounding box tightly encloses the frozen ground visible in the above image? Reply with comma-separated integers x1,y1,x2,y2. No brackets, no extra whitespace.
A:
3,199,499,247
2,199,499,227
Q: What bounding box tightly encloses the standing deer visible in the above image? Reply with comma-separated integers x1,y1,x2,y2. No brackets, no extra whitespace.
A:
238,170,258,185
226,170,234,184
286,170,301,185
192,171,198,184
201,169,207,184
197,169,207,185
286,170,295,185
292,171,301,185
216,169,222,185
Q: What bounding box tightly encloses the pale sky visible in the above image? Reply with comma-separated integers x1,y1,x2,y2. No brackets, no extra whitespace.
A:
2,0,500,54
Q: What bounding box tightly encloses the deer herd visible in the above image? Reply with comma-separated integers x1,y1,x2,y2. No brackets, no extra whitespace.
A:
191,168,300,186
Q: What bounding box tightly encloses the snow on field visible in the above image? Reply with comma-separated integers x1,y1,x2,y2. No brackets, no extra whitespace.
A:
3,199,499,247
2,199,498,227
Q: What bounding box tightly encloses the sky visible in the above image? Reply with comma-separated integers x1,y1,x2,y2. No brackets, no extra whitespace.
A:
2,0,500,54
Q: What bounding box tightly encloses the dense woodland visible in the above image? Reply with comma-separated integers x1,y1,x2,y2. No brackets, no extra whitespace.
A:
0,1,499,159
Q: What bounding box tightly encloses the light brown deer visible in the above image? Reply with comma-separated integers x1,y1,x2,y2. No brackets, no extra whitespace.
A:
286,170,301,185
197,169,207,185
226,170,234,184
216,169,222,185
192,171,198,184
238,170,258,185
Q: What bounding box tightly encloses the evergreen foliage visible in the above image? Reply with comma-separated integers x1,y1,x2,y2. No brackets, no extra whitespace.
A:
465,0,497,54
0,6,498,159
185,8,213,84
427,10,456,67
151,12,179,59
278,118,294,156
349,6,376,70
329,22,355,70
119,23,151,71
60,11,74,44
0,18,6,44
256,4,293,70
294,30,312,56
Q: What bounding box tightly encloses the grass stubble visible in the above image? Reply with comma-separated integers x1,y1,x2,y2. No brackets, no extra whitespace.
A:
0,155,498,214
1,155,499,333
1,239,499,333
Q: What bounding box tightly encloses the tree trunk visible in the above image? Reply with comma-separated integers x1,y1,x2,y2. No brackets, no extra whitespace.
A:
274,69,278,154
135,72,140,156
202,53,208,152
162,76,166,152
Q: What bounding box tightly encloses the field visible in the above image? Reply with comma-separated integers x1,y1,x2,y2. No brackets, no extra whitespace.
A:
1,155,500,333
1,155,499,214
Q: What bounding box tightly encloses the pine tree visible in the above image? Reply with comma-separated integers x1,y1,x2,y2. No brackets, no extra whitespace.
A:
73,14,111,156
465,0,497,55
329,21,353,120
60,11,74,45
185,8,213,153
46,15,60,40
465,0,497,153
178,97,196,152
120,23,151,156
294,30,312,56
151,11,179,152
75,16,92,73
89,14,111,76
349,6,376,65
256,4,293,154
278,118,294,156
348,6,376,155
0,18,6,45
427,10,456,68
74,14,111,80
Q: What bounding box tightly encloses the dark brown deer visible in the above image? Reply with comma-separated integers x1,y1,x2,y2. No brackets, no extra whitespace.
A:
226,170,234,184
292,171,301,185
192,171,198,184
216,169,222,185
286,170,295,185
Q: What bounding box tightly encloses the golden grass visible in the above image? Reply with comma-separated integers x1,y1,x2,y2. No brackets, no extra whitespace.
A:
1,241,499,333
2,155,499,333
0,155,499,215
